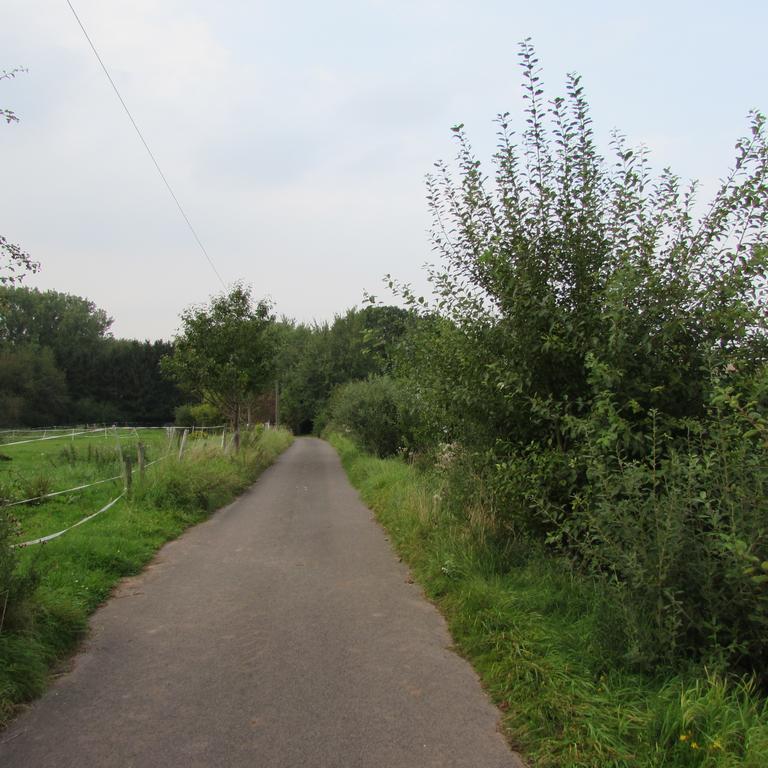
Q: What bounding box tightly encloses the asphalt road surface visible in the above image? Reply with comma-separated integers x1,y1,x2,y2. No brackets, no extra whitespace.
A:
0,437,522,768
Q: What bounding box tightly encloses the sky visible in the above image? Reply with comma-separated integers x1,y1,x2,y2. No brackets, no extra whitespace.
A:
2,0,767,340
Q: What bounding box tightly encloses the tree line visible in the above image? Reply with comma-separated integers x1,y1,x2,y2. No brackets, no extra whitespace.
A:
0,282,412,431
0,286,180,425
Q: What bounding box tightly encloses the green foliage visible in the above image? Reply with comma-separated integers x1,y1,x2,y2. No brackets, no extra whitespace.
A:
162,284,276,430
174,402,223,427
0,286,112,365
0,346,68,426
330,433,768,768
75,338,180,424
398,41,767,452
0,287,181,426
323,376,413,456
525,381,768,676
277,305,412,434
0,524,37,637
0,236,38,289
390,41,768,677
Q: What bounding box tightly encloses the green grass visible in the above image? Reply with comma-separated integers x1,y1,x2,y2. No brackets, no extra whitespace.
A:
0,427,293,725
0,428,233,543
329,433,768,768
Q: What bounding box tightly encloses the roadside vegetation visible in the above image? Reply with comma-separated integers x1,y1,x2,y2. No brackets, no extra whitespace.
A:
2,38,766,765
331,434,767,767
0,425,292,725
316,43,768,766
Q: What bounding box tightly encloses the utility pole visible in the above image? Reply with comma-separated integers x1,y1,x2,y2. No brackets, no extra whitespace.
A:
275,380,280,428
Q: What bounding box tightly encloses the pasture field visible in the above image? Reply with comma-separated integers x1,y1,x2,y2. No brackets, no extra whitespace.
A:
0,427,220,544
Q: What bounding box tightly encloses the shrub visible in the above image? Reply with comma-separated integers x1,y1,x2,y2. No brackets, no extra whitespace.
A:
391,41,768,676
323,376,414,457
174,402,222,427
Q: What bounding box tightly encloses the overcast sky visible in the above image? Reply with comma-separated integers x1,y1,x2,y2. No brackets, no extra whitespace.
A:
2,0,767,340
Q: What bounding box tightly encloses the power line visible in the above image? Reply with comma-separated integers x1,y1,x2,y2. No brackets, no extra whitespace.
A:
64,0,226,288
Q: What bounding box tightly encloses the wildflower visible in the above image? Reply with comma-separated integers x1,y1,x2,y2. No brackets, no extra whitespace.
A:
691,741,700,750
679,734,689,742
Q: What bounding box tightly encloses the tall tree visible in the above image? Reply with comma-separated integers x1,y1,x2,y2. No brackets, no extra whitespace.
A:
0,346,68,426
161,285,277,447
277,306,412,434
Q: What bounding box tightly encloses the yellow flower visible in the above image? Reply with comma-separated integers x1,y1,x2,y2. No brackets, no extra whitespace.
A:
679,734,689,742
691,742,700,750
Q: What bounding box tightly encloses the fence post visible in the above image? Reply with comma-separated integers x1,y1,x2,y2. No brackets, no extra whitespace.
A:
123,455,133,494
178,429,189,460
137,442,146,480
113,426,124,465
220,427,226,451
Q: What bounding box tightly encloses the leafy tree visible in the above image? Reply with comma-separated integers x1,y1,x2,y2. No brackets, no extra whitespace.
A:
0,286,112,377
391,40,768,673
76,338,180,424
0,345,68,425
277,306,412,434
0,237,37,289
174,402,222,427
324,375,415,457
0,287,181,425
396,40,767,453
161,285,276,447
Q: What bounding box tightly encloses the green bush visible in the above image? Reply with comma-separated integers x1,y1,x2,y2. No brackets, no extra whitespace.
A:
323,376,413,457
389,41,768,678
174,402,222,427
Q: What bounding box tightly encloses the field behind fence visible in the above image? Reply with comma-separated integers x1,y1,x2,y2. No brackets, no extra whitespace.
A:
0,425,228,548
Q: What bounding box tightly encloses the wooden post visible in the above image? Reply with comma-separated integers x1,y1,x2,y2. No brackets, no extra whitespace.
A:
220,427,226,451
123,455,133,494
178,428,189,460
137,442,146,480
233,405,241,452
113,426,124,463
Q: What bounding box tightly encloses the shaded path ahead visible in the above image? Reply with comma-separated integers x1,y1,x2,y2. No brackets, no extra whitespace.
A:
0,438,521,768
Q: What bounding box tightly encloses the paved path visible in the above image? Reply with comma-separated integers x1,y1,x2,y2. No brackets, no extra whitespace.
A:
0,438,522,767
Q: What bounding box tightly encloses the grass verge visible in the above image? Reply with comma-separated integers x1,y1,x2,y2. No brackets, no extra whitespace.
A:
0,427,293,726
329,433,768,768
